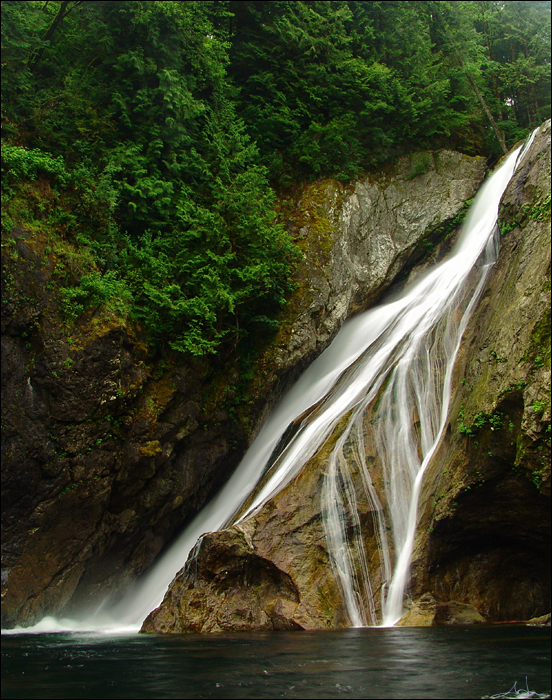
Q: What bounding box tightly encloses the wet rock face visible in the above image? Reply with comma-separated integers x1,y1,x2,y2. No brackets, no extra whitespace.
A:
141,530,303,633
1,150,487,628
397,593,486,626
1,233,249,628
410,120,551,622
141,434,350,633
261,150,487,384
527,613,551,627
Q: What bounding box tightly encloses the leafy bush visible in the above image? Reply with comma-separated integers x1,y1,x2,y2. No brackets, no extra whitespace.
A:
2,0,549,353
60,271,132,321
1,143,68,187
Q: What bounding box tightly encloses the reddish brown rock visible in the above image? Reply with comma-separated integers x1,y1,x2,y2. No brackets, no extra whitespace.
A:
397,593,486,626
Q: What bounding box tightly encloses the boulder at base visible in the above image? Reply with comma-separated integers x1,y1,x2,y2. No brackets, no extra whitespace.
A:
397,593,486,626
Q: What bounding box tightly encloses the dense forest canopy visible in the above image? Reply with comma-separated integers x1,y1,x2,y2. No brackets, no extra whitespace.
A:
1,0,550,357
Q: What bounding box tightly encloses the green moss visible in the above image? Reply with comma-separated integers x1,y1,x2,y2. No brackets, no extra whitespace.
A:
526,194,551,222
498,380,527,398
291,180,346,265
532,399,549,416
405,153,432,180
317,584,337,619
140,440,162,457
499,193,551,235
490,350,507,364
457,407,506,437
57,480,82,498
520,308,551,371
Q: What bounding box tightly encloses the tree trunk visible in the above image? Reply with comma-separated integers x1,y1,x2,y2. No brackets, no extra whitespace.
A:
30,1,82,69
463,65,508,155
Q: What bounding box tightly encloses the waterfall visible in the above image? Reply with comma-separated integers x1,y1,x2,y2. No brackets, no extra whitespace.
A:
5,131,536,635
105,131,533,631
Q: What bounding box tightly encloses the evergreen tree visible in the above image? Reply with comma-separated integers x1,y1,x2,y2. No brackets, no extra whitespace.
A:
2,0,298,355
2,1,549,355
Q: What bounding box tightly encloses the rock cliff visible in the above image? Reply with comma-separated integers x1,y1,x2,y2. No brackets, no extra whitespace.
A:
1,148,487,628
260,150,486,382
407,120,550,623
141,123,550,634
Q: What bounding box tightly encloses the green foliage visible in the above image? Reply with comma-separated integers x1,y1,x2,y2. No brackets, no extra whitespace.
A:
226,0,476,182
500,193,552,235
1,143,69,187
488,412,505,431
1,0,299,356
532,399,549,416
524,195,552,222
60,271,132,322
457,405,475,436
423,0,550,155
531,465,548,489
519,309,552,373
2,0,549,354
498,380,527,397
406,154,433,180
224,0,550,181
458,407,506,437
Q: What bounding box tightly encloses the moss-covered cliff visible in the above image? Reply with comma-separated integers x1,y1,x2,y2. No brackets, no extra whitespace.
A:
1,148,486,628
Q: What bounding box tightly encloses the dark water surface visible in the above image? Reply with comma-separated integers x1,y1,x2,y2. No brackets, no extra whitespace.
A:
2,625,550,699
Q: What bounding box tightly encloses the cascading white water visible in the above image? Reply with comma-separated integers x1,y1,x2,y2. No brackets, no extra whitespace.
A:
227,130,535,627
4,129,537,635
105,129,535,631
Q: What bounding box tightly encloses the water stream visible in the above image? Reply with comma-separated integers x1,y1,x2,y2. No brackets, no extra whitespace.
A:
4,130,538,635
